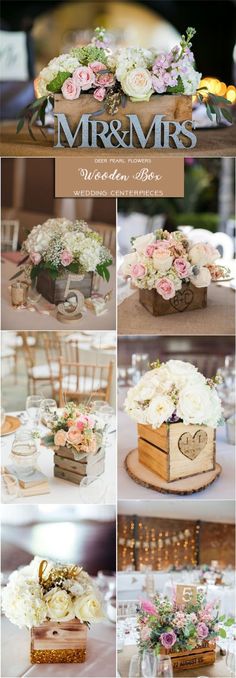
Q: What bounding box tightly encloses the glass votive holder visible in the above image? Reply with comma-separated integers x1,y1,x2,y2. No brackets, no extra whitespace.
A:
10,433,38,475
10,281,28,307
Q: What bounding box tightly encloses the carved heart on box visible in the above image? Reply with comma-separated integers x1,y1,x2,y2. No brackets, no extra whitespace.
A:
178,430,208,460
170,287,193,312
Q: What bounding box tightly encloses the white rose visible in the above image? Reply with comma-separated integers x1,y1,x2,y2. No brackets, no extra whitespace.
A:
189,243,220,266
152,251,173,273
176,384,217,426
190,266,212,288
120,68,154,102
133,233,155,252
147,395,174,428
203,388,222,428
74,593,104,623
44,587,75,622
120,252,139,276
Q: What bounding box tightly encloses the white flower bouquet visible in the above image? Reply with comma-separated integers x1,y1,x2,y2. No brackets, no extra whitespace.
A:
125,359,223,429
121,229,229,301
17,27,232,137
2,556,104,629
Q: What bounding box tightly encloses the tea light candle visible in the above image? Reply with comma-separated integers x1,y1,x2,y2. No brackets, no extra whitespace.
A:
10,281,28,307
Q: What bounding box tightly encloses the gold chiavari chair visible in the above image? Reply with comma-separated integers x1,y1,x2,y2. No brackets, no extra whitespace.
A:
58,357,113,407
21,332,59,396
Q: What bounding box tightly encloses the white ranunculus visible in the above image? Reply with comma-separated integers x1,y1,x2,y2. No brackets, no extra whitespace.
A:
176,384,218,426
2,576,47,629
133,233,155,253
44,587,75,622
74,592,104,623
190,266,212,288
120,68,154,102
147,395,174,428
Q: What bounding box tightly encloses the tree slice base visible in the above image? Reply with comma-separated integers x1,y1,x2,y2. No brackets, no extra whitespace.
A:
125,448,222,495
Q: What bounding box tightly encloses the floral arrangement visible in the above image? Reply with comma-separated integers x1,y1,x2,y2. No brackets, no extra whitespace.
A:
2,556,104,629
48,402,104,455
124,359,223,429
17,27,232,137
14,218,112,283
121,229,229,300
137,592,234,654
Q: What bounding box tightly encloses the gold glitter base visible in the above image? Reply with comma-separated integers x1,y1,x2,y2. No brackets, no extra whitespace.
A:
31,648,87,663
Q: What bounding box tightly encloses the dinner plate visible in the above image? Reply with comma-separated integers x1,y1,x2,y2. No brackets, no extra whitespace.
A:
0,415,21,436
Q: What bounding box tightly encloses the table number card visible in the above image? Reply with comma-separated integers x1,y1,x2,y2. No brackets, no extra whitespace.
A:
176,584,197,606
0,30,29,80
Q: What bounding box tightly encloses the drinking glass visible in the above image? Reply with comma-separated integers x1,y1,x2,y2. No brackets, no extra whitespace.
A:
1,473,19,502
141,650,157,677
10,433,38,476
26,395,43,429
129,654,141,677
39,399,57,428
156,656,173,677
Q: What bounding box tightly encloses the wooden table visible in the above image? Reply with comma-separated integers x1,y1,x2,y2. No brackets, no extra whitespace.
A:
118,644,231,677
1,121,236,156
118,285,235,335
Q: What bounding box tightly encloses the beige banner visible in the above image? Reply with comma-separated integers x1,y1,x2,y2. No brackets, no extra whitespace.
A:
55,157,184,198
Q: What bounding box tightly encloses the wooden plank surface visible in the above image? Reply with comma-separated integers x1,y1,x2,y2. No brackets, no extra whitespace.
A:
31,620,87,651
139,283,207,316
138,438,168,480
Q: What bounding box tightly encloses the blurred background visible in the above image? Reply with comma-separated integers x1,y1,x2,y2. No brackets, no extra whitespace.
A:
0,0,235,119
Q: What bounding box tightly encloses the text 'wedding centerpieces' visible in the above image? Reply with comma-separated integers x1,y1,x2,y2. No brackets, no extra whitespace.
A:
45,402,106,486
121,229,229,316
18,27,232,149
2,556,104,664
124,359,223,492
137,590,234,672
14,218,112,305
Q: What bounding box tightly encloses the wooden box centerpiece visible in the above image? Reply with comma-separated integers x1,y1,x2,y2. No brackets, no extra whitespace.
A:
36,270,93,305
54,444,105,485
31,620,87,664
161,642,216,673
139,282,207,317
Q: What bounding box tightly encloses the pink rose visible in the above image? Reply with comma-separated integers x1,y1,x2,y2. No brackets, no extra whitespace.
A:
54,429,67,447
67,426,82,445
94,87,106,102
140,600,157,616
155,277,176,300
173,257,191,278
89,61,107,73
76,413,94,430
82,433,97,454
61,77,80,100
130,263,146,278
30,252,41,265
73,66,95,91
145,244,156,257
60,250,73,266
95,72,115,87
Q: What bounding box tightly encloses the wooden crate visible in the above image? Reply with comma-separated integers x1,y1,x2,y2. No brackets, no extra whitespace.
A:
54,445,105,485
30,620,87,663
162,642,216,673
36,270,93,304
54,93,192,148
139,283,207,317
138,422,215,482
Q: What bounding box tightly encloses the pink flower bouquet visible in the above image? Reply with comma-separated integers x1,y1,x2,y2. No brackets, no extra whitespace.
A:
51,402,104,457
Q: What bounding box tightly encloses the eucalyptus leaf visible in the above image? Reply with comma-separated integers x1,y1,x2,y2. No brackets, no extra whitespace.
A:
218,628,227,638
16,118,25,134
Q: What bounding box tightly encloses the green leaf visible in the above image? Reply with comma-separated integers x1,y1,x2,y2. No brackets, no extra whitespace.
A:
46,71,71,93
9,269,24,281
16,118,25,134
167,76,184,95
206,103,214,121
219,615,225,622
30,95,48,109
67,262,80,274
221,107,233,123
225,618,235,626
218,628,227,638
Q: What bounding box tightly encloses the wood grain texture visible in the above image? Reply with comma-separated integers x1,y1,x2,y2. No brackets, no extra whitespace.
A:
139,283,207,317
31,620,87,651
163,644,216,673
36,270,93,304
125,448,221,495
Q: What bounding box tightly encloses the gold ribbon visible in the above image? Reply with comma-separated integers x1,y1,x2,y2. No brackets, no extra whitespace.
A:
38,560,48,584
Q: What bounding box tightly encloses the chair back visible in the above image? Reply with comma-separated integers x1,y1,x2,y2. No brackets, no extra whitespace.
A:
58,357,113,407
92,223,116,257
43,333,62,380
1,220,20,251
20,331,36,369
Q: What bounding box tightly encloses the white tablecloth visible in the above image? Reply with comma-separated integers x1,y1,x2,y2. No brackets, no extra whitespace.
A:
2,413,116,504
1,258,116,330
118,406,235,501
1,616,116,677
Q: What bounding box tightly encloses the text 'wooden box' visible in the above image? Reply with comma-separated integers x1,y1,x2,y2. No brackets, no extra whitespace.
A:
138,422,215,482
31,620,87,664
162,642,216,673
139,283,207,317
36,270,93,305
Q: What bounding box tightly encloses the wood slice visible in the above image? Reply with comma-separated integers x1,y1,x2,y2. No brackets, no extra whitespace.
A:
125,448,222,495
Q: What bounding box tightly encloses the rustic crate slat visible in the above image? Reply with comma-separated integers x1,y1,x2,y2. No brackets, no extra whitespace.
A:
139,283,207,317
138,422,215,482
31,620,87,664
161,643,216,672
36,270,93,305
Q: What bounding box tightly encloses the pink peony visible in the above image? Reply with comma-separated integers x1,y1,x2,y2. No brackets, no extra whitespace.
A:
73,66,95,90
30,252,41,265
160,631,177,649
95,72,115,87
54,429,67,447
197,622,209,640
94,87,106,101
89,61,107,73
173,257,191,278
60,250,73,266
155,277,176,300
67,426,82,445
61,77,80,100
130,263,146,278
140,600,157,616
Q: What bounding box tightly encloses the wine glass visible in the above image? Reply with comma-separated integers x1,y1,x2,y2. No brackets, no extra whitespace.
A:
156,656,173,677
1,473,19,502
129,654,141,677
39,399,57,428
26,395,43,430
141,650,157,677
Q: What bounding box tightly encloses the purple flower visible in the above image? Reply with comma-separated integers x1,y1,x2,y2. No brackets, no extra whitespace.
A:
160,631,177,649
197,622,209,640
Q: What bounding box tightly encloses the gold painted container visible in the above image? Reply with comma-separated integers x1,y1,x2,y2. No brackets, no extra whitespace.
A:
30,620,87,664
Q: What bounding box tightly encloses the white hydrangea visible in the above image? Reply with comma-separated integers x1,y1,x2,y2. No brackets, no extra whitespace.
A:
2,575,47,629
79,241,102,271
110,47,154,81
36,54,81,97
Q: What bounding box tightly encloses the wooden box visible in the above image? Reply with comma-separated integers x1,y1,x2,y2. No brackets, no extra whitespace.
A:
36,270,93,304
139,283,207,317
30,620,87,663
138,422,215,482
54,445,105,485
162,642,216,673
54,93,192,148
